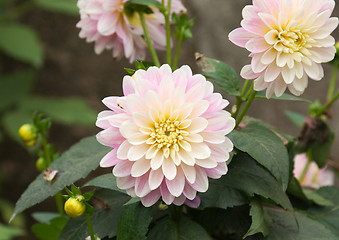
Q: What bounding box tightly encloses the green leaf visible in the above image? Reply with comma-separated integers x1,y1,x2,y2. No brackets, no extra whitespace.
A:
19,96,97,126
285,111,306,128
228,119,290,190
11,136,109,221
199,181,247,210
32,216,68,240
220,153,293,211
0,69,36,111
59,189,130,239
33,0,78,15
302,189,334,207
244,198,270,238
265,207,337,240
148,216,210,240
307,186,339,236
31,212,60,224
0,223,25,240
117,202,152,240
197,56,240,96
255,91,311,102
0,24,43,67
287,178,333,207
84,174,126,194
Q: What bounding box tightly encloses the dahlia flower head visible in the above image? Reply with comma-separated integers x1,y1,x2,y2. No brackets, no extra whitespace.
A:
96,64,235,207
229,0,339,98
293,153,334,189
76,0,186,63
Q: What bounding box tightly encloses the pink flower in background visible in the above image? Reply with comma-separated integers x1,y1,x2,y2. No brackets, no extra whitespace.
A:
96,64,235,207
229,0,338,98
293,153,334,189
76,0,186,63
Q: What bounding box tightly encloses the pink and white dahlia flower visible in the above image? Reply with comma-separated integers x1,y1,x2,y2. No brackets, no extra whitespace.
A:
96,64,235,207
293,153,334,189
76,0,186,63
229,0,338,98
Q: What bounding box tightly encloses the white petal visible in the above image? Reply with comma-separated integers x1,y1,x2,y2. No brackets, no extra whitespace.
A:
166,168,185,197
131,158,151,177
178,150,195,166
190,166,208,192
190,143,211,159
117,140,132,160
281,67,296,84
181,164,196,184
149,168,164,190
151,151,164,170
113,161,133,177
127,144,149,161
200,132,226,144
195,158,218,169
264,64,281,82
141,190,161,207
162,158,177,180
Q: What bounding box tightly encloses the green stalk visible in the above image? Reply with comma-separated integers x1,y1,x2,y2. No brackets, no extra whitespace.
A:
235,87,257,127
164,0,172,66
232,80,251,118
139,11,160,67
316,90,339,117
40,132,52,166
298,150,312,182
327,62,339,100
168,205,181,221
86,213,95,240
55,192,64,217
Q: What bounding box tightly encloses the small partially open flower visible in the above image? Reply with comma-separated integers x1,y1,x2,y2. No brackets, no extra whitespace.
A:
293,153,334,189
96,64,235,207
19,123,38,146
229,0,338,98
64,197,86,218
76,0,186,62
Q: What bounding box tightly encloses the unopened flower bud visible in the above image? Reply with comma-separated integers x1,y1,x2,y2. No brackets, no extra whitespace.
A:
64,197,86,218
18,124,38,146
36,157,48,172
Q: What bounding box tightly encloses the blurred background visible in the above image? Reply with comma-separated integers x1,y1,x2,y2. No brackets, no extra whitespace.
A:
0,0,338,239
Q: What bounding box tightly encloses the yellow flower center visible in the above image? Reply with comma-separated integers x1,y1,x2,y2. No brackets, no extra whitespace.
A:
279,29,308,53
151,117,184,149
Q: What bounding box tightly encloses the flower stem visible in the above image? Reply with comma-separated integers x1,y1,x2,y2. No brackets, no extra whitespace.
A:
327,62,339,100
139,11,160,67
232,80,251,118
86,213,95,240
235,87,257,127
40,132,52,165
55,191,64,217
316,90,339,117
168,205,181,221
164,0,172,66
298,150,312,182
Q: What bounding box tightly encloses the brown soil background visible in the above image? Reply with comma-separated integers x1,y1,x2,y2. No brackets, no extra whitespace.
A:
1,0,339,239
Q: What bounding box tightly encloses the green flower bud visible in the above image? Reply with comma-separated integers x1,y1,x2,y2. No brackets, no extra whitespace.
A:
64,197,86,218
18,124,38,146
36,157,48,172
